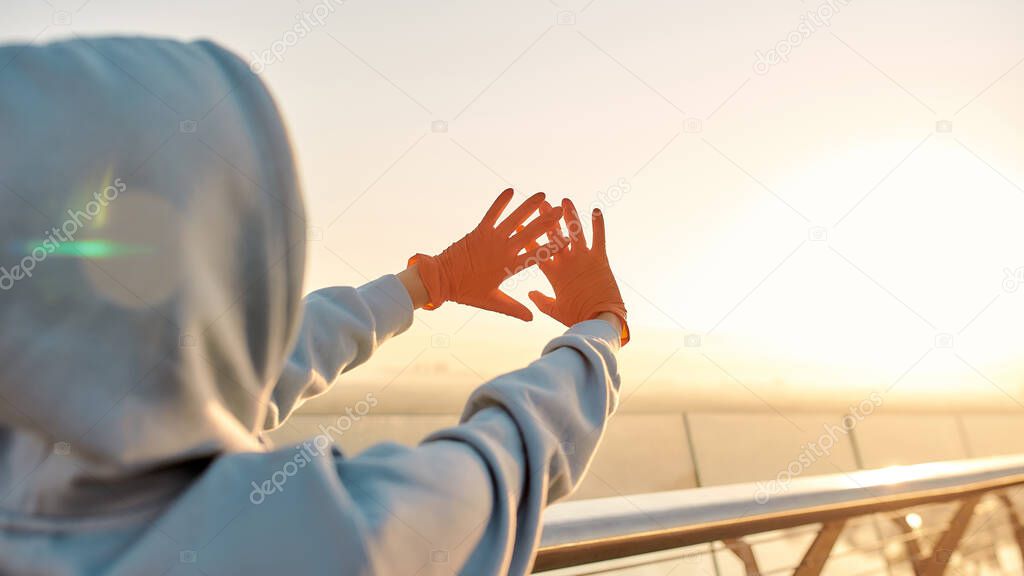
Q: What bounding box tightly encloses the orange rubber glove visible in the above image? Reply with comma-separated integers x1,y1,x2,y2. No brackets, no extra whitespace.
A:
527,199,630,344
409,189,563,321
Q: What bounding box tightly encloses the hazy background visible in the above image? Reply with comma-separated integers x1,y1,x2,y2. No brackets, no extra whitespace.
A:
5,0,1024,412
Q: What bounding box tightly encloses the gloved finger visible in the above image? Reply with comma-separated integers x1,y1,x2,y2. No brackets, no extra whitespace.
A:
532,200,565,248
547,219,571,251
513,241,560,271
521,238,540,253
478,290,533,321
479,188,515,228
528,290,558,319
497,192,546,235
535,201,567,249
533,199,554,224
512,206,563,250
519,235,542,258
592,208,606,253
561,198,587,250
519,236,556,268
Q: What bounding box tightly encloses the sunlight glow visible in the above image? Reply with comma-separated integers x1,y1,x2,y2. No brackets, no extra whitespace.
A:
905,512,923,530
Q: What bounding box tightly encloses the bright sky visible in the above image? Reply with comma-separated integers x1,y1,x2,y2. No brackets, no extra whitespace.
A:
5,0,1024,410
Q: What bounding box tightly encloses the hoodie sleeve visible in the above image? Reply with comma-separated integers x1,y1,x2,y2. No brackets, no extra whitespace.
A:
262,274,414,430
341,319,623,574
110,319,620,576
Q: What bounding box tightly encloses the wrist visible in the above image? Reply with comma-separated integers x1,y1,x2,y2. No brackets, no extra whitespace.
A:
594,311,629,346
397,264,430,310
595,311,621,335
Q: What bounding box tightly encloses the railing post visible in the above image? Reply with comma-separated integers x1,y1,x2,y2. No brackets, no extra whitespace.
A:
723,538,761,576
892,516,926,575
998,493,1024,568
919,494,981,576
793,520,846,576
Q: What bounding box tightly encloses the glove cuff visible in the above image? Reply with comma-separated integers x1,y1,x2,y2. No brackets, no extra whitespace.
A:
408,253,447,310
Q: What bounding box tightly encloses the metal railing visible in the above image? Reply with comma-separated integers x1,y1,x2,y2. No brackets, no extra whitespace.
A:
535,454,1024,575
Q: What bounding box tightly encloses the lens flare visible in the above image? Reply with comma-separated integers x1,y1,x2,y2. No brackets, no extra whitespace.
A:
18,240,151,259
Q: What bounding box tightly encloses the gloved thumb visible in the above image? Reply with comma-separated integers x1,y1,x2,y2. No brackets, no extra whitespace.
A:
528,290,557,318
478,290,534,321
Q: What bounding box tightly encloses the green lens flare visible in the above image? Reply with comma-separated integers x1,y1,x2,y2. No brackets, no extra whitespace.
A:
22,240,152,259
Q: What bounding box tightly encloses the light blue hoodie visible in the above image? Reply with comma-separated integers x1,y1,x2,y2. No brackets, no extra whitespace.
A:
0,37,622,575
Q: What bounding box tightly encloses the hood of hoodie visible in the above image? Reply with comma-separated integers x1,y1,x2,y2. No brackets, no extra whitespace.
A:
0,37,306,517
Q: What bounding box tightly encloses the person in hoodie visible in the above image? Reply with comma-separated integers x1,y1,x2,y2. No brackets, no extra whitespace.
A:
0,36,629,576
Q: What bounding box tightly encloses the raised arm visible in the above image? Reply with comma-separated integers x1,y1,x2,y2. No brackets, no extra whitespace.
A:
294,201,629,574
262,190,564,430
262,275,415,430
335,317,622,575
131,201,629,575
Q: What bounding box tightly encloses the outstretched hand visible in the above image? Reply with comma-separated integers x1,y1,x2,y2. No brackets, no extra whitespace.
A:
407,189,563,321
527,199,629,344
